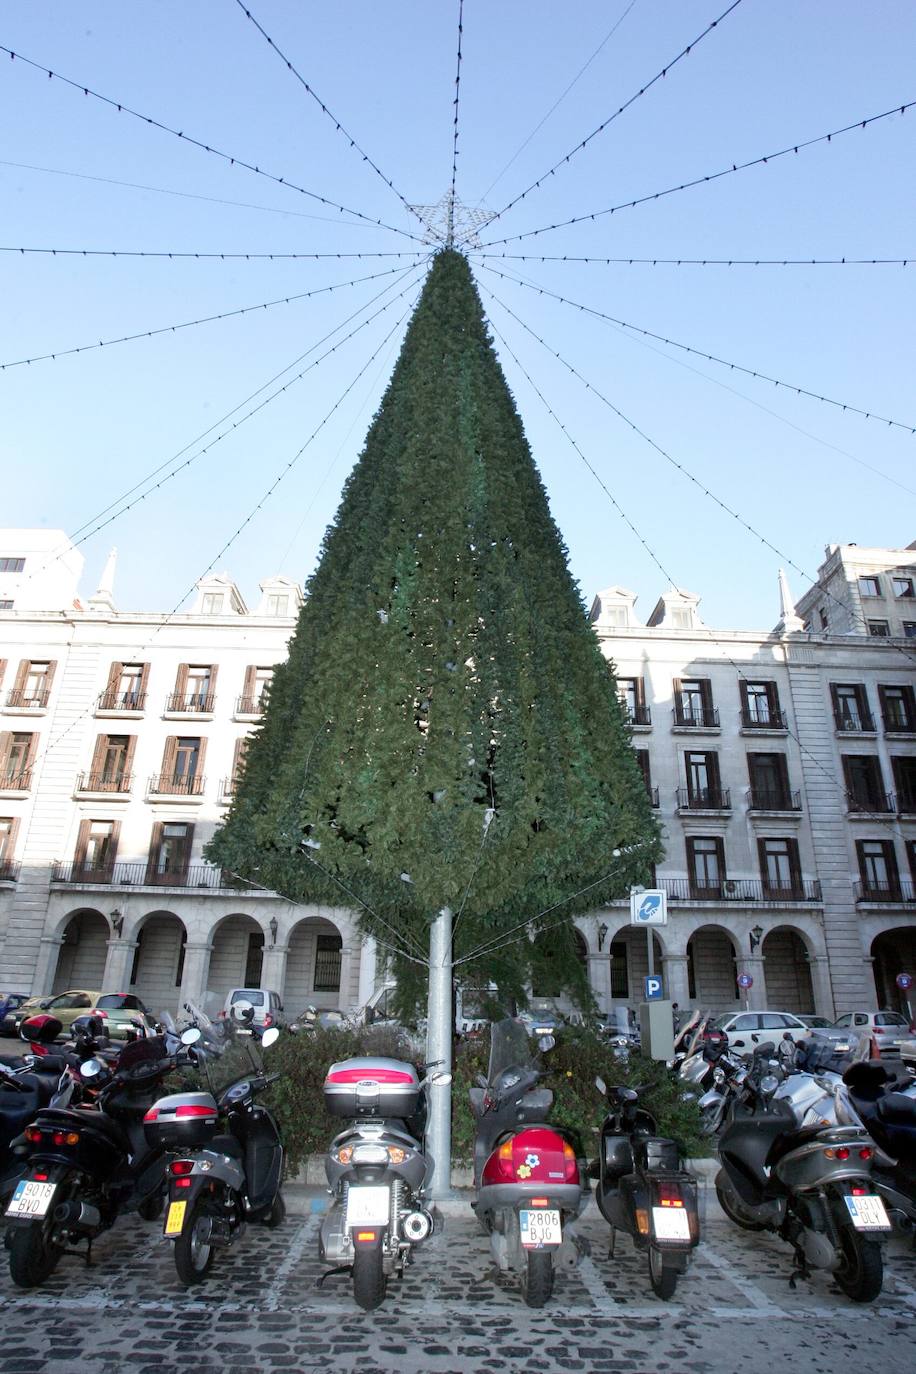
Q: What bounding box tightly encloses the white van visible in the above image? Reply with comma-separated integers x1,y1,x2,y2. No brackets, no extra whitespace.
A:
221,987,284,1029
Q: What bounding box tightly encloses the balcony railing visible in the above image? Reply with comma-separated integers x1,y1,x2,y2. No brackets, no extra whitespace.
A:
672,707,720,729
624,705,652,726
0,862,19,883
5,688,50,709
846,791,895,815
647,785,659,808
0,769,32,792
148,773,206,798
218,776,239,803
882,714,916,734
676,786,731,811
746,788,802,812
854,879,915,905
235,695,264,716
740,707,787,730
833,712,875,733
654,877,822,903
97,690,147,712
165,693,216,714
76,771,133,794
894,792,916,816
51,861,255,891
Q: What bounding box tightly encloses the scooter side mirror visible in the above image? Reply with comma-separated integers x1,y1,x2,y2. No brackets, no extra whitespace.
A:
595,1075,607,1097
476,1073,487,1089
537,1034,555,1053
732,1039,746,1049
261,1027,280,1049
80,1058,104,1080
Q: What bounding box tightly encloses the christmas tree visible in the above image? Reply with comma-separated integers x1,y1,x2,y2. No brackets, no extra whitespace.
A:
207,248,660,1009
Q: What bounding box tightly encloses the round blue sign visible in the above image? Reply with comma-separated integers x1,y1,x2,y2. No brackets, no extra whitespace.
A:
896,972,913,991
737,972,754,990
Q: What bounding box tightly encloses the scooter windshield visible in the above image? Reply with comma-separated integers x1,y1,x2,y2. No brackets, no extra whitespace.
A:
196,1023,265,1099
486,1018,535,1085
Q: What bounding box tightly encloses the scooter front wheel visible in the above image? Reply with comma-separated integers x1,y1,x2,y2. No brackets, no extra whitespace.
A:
174,1202,215,1286
715,1177,766,1232
520,1249,554,1308
647,1246,677,1300
352,1244,387,1311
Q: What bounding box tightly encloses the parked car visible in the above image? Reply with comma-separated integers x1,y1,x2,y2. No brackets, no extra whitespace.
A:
899,1035,916,1076
289,1007,354,1033
221,987,285,1029
796,1015,832,1029
833,1009,910,1057
708,1009,812,1052
6,989,155,1041
0,993,30,1036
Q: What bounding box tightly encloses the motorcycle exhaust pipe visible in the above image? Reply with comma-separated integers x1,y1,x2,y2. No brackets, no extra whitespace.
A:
53,1199,101,1231
401,1210,433,1243
194,1215,233,1247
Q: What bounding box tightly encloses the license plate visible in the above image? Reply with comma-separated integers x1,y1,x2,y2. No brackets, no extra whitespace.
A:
652,1205,692,1241
844,1194,892,1231
5,1180,57,1219
164,1200,187,1237
519,1208,562,1248
345,1186,391,1228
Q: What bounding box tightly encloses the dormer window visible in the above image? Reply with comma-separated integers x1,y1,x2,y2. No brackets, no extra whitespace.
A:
201,593,224,615
671,608,692,629
267,593,290,616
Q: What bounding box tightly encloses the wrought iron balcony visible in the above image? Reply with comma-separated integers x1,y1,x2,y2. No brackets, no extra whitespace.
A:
148,772,206,798
647,785,659,808
235,695,264,716
218,776,240,803
51,860,252,891
676,786,731,811
894,792,916,816
746,788,802,812
76,771,133,794
0,769,32,792
5,688,50,710
164,692,216,714
0,861,19,883
659,877,821,903
833,711,875,734
882,713,916,734
846,791,895,815
97,689,147,712
739,707,787,730
672,706,719,729
854,879,914,905
624,705,652,726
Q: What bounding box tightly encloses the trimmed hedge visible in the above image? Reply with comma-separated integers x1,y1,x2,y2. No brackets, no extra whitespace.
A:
260,1024,703,1176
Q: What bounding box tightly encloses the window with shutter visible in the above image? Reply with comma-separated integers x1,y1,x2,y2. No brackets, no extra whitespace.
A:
0,815,19,877
1,732,37,789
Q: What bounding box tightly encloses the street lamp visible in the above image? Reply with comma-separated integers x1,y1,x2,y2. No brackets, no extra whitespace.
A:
597,921,609,952
268,916,279,947
109,909,123,938
749,925,764,953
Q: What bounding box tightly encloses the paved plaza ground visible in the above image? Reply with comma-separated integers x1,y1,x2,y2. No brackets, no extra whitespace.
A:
2,1193,914,1374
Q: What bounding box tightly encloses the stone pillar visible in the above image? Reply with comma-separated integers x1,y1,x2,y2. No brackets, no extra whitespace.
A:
742,954,767,1009
31,936,64,996
102,937,136,993
809,954,836,1019
588,953,611,1011
662,953,690,1009
261,943,289,1001
178,941,212,1015
357,935,377,1009
338,943,355,1008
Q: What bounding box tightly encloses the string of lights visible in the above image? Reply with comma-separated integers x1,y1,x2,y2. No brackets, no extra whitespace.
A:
477,260,916,434
0,156,399,227
465,0,745,244
0,44,426,244
232,1,427,235
478,99,916,250
66,267,429,556
34,283,427,787
480,281,916,672
447,0,465,242
0,244,423,261
473,252,914,267
479,0,640,202
0,261,425,370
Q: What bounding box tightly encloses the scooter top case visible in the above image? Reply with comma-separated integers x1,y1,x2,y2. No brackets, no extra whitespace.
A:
478,1125,584,1214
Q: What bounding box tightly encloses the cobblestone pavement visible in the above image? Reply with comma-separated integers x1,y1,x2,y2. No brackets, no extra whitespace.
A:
2,1199,914,1374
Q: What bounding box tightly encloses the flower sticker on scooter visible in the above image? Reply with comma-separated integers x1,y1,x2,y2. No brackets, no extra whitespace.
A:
525,1153,540,1168
517,1164,532,1178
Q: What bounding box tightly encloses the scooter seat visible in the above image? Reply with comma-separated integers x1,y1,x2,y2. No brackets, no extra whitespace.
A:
876,1094,916,1127
210,1134,243,1158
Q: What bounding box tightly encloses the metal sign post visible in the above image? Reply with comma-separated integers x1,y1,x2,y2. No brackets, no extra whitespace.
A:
630,889,671,1059
737,970,754,1011
896,971,913,1025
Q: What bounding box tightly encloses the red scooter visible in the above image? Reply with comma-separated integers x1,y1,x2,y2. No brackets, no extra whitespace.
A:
469,1018,588,1306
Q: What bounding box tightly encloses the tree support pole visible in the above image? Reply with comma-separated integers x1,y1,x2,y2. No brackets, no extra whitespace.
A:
426,905,453,1200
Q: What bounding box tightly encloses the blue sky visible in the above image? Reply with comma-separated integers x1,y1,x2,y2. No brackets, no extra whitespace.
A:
1,1,913,628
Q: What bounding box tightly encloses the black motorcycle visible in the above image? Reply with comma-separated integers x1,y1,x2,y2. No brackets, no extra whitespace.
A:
145,1019,286,1285
3,1034,175,1288
592,1076,699,1299
840,1059,916,1239
0,1017,75,1204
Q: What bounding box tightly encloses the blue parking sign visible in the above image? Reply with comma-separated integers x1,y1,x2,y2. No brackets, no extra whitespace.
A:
644,975,663,1000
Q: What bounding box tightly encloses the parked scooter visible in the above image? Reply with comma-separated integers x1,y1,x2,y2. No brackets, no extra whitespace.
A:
715,1043,891,1301
145,1008,286,1285
319,1051,451,1310
3,1033,176,1288
0,1018,75,1203
592,1077,700,1298
469,1018,587,1307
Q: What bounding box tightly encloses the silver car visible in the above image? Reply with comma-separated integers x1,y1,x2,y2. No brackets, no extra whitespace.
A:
832,1010,909,1057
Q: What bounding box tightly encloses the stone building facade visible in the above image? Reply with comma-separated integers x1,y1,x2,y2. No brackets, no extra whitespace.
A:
1,530,913,1023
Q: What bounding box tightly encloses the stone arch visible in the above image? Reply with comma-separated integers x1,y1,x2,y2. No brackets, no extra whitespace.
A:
52,908,109,992
285,915,345,1013
761,925,815,1014
870,926,916,1014
206,913,267,1007
126,910,188,1017
603,922,666,1005
686,923,741,1010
